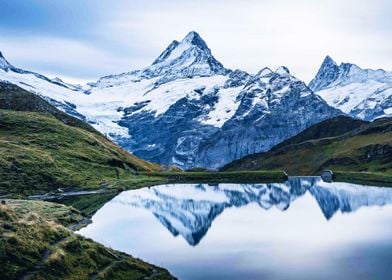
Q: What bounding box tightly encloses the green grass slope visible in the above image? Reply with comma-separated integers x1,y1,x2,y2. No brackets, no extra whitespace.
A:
0,83,160,196
0,200,174,280
272,115,367,150
223,116,392,183
0,82,97,134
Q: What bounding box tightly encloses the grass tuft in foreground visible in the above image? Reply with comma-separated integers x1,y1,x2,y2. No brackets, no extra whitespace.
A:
0,200,175,280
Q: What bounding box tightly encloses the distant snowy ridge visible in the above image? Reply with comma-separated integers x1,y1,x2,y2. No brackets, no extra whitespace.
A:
0,51,81,91
0,51,130,138
309,56,392,120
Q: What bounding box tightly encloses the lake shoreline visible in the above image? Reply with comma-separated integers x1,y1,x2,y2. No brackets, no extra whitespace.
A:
3,173,391,279
25,170,391,223
77,178,392,280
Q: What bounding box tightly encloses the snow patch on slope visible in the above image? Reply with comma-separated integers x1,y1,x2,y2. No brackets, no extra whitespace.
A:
91,75,228,118
200,86,242,127
0,68,130,138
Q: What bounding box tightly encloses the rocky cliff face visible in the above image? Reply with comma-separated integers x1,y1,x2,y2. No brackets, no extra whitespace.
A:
0,32,343,168
309,56,392,121
194,70,341,168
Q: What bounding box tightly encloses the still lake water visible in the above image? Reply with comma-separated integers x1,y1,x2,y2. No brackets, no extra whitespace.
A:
78,177,392,279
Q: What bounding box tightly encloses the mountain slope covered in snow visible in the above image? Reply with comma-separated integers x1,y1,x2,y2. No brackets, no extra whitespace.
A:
309,56,392,121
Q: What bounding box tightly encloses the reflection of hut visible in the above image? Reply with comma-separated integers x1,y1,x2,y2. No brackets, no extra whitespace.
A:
321,170,334,182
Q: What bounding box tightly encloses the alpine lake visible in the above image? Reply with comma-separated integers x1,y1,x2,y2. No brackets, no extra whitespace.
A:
77,177,392,280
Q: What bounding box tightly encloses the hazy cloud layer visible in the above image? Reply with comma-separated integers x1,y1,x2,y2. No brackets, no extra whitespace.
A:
0,0,391,84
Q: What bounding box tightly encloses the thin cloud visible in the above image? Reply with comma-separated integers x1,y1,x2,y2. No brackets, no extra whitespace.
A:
0,0,391,84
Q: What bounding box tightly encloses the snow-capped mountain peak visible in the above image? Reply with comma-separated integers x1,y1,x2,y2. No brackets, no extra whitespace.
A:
91,31,229,90
309,56,392,120
182,31,210,50
147,31,228,79
151,31,212,65
308,55,340,91
257,67,273,77
275,66,290,75
323,55,337,65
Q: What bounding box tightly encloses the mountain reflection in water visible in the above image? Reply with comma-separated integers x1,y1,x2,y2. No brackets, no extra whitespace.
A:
109,177,392,246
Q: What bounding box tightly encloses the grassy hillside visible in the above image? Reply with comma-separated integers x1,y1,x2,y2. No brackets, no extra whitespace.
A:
272,115,367,150
0,82,97,134
0,200,174,280
223,116,392,184
0,83,161,197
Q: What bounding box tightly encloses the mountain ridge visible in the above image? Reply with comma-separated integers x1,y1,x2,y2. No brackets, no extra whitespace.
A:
4,31,391,169
309,55,392,121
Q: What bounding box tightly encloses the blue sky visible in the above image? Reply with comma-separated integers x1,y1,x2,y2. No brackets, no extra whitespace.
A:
0,0,391,84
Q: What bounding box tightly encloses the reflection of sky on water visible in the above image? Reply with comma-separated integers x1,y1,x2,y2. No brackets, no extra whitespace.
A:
79,177,392,280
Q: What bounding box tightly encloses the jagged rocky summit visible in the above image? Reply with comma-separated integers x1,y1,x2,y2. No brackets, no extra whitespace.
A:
309,55,392,121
